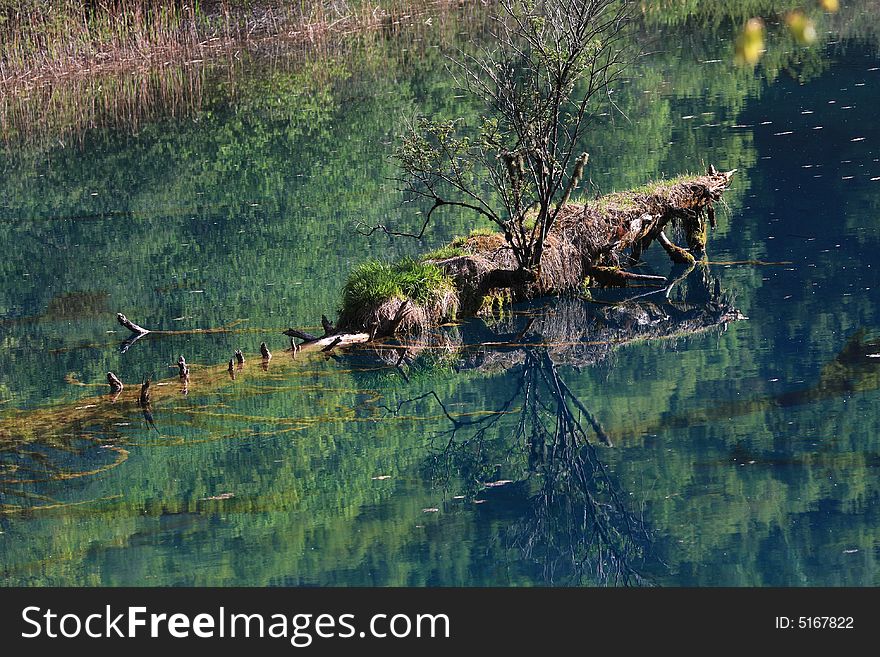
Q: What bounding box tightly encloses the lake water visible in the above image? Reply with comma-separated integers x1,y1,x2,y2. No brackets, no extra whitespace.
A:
1,4,879,586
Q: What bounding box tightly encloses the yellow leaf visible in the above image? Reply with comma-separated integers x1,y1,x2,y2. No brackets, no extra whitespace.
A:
787,11,817,44
735,18,765,66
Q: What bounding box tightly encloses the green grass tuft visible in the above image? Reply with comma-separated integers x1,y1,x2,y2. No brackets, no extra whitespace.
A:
340,257,454,316
421,244,465,261
629,173,694,196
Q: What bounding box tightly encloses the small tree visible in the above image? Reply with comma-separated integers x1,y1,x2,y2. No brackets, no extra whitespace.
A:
378,0,633,278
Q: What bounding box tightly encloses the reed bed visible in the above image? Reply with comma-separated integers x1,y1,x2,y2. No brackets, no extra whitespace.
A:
0,0,488,148
0,0,474,86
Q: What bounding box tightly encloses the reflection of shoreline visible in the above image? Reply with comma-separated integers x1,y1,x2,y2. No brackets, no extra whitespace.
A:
0,63,208,150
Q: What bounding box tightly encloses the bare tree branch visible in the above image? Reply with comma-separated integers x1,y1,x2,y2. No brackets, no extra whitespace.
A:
389,0,635,271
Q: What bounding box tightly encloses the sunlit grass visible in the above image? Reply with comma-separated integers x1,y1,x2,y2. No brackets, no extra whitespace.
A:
420,244,466,261
340,257,454,315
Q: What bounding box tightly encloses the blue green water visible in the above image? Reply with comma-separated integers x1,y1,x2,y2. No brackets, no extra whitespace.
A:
1,4,879,586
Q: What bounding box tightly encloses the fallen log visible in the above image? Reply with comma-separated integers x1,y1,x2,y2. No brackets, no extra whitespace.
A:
587,266,668,287
321,336,344,352
283,328,319,342
116,313,246,342
128,169,735,353
117,313,149,335
296,167,736,341
657,231,696,265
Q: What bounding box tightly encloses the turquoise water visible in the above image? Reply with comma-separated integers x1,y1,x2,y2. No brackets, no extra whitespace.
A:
1,5,879,586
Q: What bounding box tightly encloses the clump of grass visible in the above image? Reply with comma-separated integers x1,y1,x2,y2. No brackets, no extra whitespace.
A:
468,226,495,237
421,244,465,261
340,257,454,316
629,173,695,197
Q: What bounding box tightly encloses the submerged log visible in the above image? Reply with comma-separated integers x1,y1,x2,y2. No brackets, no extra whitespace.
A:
587,266,668,287
657,231,696,265
117,313,149,335
283,328,319,342
107,372,124,393
139,376,151,407
115,314,247,353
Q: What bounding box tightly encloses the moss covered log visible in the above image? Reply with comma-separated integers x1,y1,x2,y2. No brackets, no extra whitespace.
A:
332,168,735,336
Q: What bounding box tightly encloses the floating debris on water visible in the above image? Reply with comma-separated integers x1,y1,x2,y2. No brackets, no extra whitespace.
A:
482,480,514,488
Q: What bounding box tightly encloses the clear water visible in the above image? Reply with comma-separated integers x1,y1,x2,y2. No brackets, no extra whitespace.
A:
1,5,879,586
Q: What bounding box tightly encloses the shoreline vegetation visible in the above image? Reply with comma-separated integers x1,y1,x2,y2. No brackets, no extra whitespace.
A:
1,0,871,91
0,0,487,149
1,2,874,149
0,0,469,87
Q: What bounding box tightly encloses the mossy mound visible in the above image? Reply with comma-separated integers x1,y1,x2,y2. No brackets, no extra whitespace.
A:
337,169,735,334
338,258,459,334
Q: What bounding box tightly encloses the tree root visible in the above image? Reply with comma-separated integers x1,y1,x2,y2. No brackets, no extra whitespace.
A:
587,266,667,288
657,231,696,265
